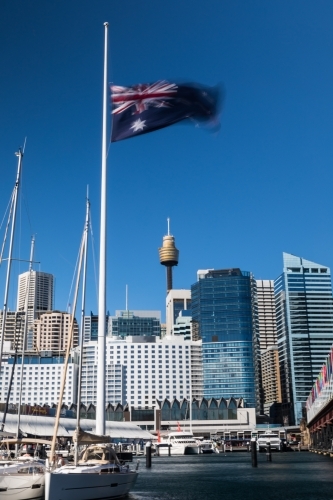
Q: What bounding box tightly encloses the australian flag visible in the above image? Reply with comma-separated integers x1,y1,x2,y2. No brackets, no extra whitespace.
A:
111,81,220,142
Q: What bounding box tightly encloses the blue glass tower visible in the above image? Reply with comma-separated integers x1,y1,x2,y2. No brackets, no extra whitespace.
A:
110,310,161,338
191,269,258,409
275,253,333,425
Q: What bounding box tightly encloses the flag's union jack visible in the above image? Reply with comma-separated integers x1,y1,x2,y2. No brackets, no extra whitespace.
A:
110,80,220,142
111,81,178,115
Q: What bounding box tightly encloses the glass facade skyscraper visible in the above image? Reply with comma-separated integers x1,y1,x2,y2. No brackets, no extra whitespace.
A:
191,268,258,409
83,313,110,342
110,310,161,338
275,253,333,425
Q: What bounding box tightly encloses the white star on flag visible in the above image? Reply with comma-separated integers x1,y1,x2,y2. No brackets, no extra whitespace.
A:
130,118,146,132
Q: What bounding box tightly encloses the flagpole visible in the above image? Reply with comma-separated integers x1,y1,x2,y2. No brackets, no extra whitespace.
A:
96,21,108,436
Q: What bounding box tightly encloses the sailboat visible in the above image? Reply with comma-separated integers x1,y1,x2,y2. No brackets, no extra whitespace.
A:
45,23,138,500
0,151,51,499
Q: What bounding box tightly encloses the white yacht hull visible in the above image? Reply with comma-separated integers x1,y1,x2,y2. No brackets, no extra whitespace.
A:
200,441,219,454
0,473,44,500
45,469,138,500
158,444,201,456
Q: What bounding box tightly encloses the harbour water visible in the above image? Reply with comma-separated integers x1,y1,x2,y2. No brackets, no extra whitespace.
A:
129,453,333,500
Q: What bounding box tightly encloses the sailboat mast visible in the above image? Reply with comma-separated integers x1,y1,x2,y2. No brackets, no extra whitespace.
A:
0,149,23,371
96,22,109,436
189,346,193,434
75,189,90,465
16,235,35,441
49,239,84,464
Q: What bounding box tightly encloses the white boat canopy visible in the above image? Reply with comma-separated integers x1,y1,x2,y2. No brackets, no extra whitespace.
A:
0,413,154,440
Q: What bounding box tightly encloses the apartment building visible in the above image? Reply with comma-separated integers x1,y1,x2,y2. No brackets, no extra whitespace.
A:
34,311,79,351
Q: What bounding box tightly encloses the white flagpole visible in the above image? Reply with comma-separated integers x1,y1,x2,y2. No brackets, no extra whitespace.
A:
96,21,109,436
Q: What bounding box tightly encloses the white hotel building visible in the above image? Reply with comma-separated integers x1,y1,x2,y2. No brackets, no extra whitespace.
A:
0,337,202,409
0,343,77,407
81,336,203,408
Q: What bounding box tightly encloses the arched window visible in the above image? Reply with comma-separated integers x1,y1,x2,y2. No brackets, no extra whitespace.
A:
192,399,199,420
228,398,237,409
180,399,188,420
106,403,114,421
199,399,208,419
171,399,180,421
208,398,218,420
161,399,171,421
218,398,228,420
114,403,123,421
228,398,237,420
86,403,96,420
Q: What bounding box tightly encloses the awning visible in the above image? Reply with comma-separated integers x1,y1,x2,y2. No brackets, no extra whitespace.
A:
0,438,52,446
0,413,154,440
0,430,16,438
73,428,110,444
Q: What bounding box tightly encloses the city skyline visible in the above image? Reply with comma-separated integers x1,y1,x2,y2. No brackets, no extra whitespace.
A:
1,1,333,318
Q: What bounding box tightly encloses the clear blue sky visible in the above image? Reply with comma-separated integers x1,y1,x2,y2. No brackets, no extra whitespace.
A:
1,1,333,320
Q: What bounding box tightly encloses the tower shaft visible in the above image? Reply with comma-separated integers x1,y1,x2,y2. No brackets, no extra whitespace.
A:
166,266,173,293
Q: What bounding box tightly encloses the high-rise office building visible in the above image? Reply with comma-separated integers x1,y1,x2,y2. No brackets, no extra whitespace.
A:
275,252,333,425
256,280,279,417
0,311,26,351
191,268,259,409
256,280,277,350
17,271,54,329
109,310,161,338
83,313,111,343
173,312,192,340
261,345,281,416
166,289,191,336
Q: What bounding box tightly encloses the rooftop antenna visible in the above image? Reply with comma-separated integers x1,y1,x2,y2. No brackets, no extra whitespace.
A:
29,235,35,271
126,284,128,311
167,217,170,236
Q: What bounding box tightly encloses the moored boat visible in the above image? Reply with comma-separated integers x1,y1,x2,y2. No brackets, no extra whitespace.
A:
0,455,45,500
198,438,219,454
45,442,137,500
156,432,201,455
256,432,281,452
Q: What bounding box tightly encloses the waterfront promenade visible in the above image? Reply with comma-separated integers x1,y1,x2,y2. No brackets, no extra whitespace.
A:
131,453,333,500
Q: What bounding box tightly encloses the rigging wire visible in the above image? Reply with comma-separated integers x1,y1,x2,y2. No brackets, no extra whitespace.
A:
106,141,111,159
66,229,85,313
0,191,15,266
0,191,14,232
22,194,33,236
19,172,22,275
89,210,99,308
